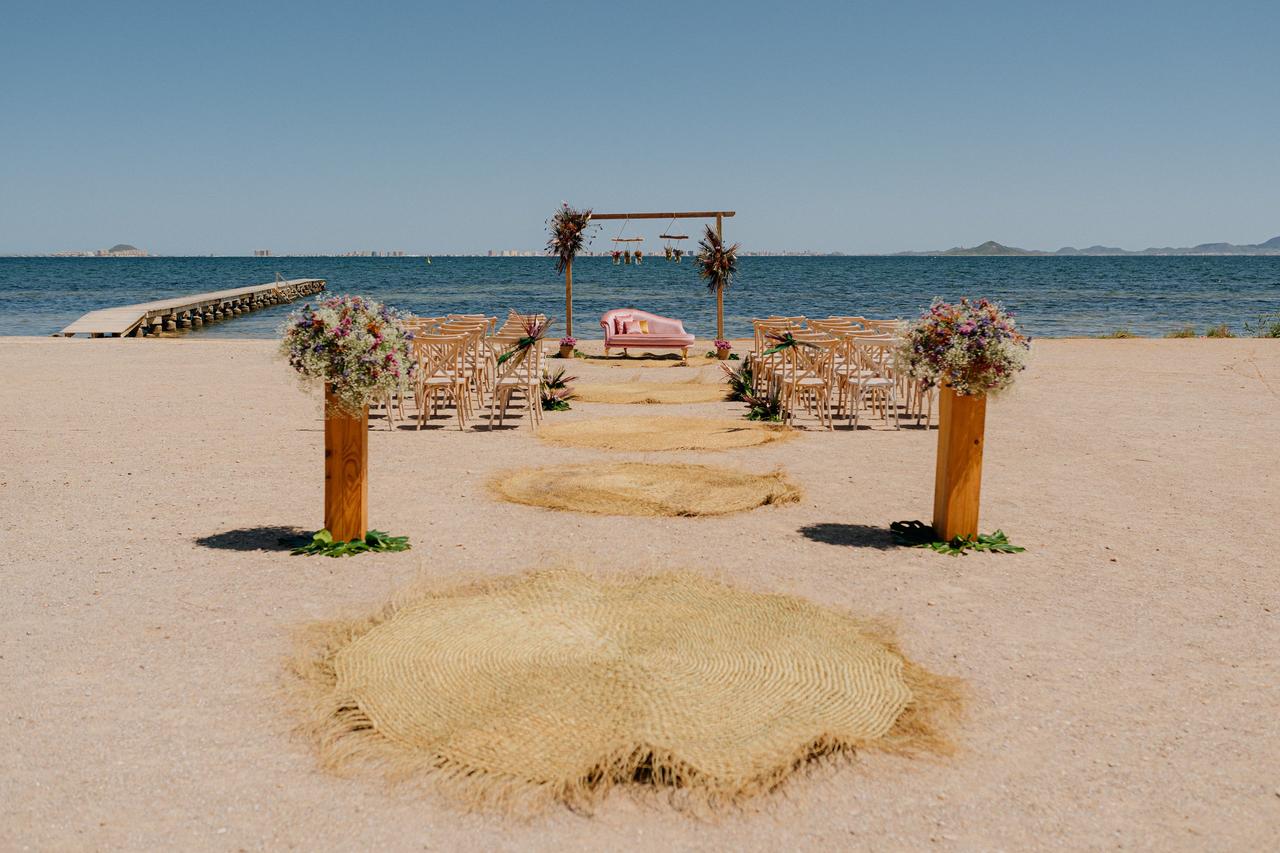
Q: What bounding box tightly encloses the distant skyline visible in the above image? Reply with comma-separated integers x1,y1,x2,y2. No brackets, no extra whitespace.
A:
2,1,1278,255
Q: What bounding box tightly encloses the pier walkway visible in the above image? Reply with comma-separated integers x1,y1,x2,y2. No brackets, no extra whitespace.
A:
58,278,326,337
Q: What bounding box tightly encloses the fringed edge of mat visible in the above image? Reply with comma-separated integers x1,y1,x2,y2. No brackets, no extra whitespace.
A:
284,570,964,817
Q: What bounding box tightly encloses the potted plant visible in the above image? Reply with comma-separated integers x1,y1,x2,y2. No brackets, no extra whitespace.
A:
546,203,594,338
714,339,732,360
896,298,1030,540
280,295,416,549
695,224,740,342
558,336,576,358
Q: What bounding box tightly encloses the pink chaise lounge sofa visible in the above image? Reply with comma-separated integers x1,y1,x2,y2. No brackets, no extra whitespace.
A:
600,308,696,358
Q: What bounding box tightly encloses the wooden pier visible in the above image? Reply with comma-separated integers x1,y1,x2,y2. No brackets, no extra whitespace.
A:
57,278,327,338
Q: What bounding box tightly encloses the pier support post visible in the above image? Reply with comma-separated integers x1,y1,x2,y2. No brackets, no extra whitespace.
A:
932,387,987,541
324,386,368,542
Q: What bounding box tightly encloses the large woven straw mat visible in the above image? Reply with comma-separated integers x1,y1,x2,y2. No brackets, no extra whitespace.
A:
289,570,962,813
490,462,800,516
538,415,792,452
573,381,728,404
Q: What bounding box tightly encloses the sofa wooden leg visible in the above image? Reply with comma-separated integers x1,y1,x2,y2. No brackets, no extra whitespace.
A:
681,347,689,360
604,348,610,357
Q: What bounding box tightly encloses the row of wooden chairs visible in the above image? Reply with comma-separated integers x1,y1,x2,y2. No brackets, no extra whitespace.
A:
378,311,549,431
747,316,933,430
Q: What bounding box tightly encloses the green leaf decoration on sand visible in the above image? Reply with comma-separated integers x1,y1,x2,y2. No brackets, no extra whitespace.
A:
889,520,1025,556
291,529,411,558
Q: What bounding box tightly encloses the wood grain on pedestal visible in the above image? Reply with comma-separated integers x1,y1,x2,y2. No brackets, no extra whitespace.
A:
324,386,368,541
932,387,986,541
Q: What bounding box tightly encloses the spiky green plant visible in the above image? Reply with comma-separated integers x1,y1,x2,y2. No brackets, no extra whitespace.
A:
540,367,577,411
1164,326,1196,338
695,224,740,341
720,361,754,402
1205,323,1234,338
738,381,783,422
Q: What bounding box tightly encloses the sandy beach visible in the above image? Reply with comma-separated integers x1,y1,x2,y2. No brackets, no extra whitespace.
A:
1,336,1277,851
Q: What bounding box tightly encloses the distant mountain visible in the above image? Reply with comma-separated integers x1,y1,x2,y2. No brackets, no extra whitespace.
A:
893,240,1044,257
891,236,1280,256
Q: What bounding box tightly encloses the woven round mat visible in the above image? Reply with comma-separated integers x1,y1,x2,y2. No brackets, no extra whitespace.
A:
538,415,792,452
576,353,720,368
573,382,728,404
292,571,960,812
491,462,800,516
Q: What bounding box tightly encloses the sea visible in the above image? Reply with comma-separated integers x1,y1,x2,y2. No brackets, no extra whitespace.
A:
1,255,1277,339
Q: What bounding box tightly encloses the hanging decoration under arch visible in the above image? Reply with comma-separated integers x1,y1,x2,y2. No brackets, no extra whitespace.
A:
611,217,644,265
660,217,689,262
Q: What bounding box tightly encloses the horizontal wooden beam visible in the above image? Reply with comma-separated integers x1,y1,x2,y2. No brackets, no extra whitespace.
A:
589,211,735,220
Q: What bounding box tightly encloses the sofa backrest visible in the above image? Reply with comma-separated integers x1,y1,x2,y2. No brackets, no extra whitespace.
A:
600,308,685,335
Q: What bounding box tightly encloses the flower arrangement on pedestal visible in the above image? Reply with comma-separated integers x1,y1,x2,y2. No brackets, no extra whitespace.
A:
894,297,1030,551
280,294,415,555
558,336,577,358
281,294,416,415
895,297,1029,396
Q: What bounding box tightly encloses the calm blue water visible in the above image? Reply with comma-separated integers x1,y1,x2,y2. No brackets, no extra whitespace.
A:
1,255,1277,338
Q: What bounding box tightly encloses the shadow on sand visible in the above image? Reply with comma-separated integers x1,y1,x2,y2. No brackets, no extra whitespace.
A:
797,522,900,550
194,526,312,552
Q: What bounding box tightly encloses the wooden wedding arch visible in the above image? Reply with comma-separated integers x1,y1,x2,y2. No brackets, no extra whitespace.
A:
561,210,735,338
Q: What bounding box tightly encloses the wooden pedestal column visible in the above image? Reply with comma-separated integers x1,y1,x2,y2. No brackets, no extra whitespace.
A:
932,387,987,541
324,386,368,542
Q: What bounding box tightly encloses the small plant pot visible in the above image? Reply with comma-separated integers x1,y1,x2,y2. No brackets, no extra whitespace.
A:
716,349,731,360
558,345,575,359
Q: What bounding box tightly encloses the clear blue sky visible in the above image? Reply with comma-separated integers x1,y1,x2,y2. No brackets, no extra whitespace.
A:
2,1,1277,255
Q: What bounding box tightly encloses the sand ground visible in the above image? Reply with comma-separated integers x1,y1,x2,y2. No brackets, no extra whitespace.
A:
1,336,1277,852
